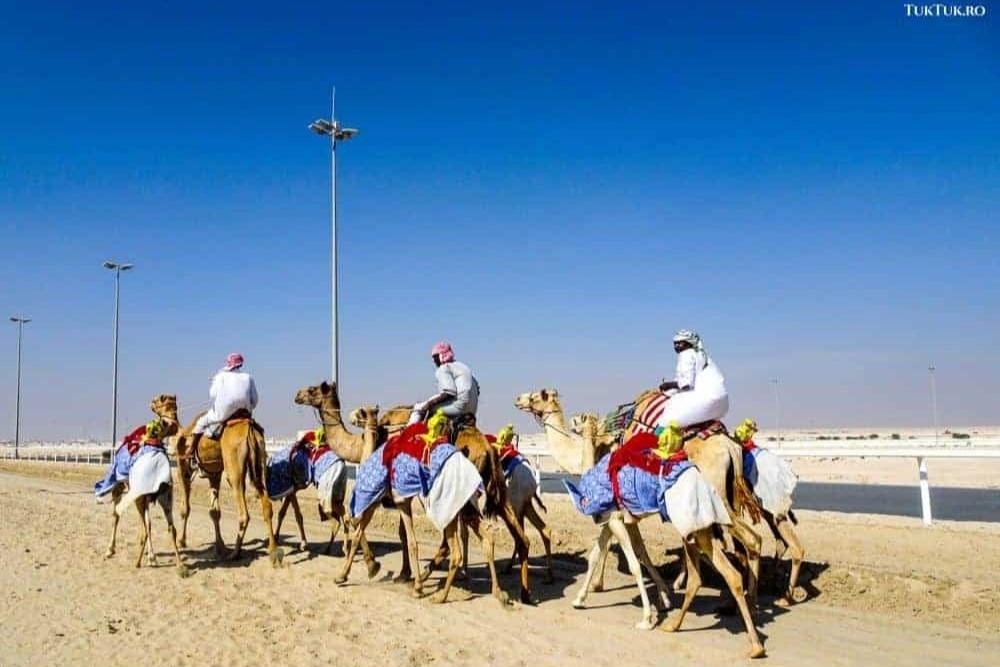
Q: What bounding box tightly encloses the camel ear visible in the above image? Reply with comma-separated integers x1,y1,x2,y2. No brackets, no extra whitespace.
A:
320,381,330,394
548,388,559,399
539,389,549,401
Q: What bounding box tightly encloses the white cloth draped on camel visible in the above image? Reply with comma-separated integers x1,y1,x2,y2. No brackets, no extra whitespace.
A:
661,468,731,539
424,447,482,531
744,447,797,517
114,446,173,516
315,457,347,518
505,459,541,512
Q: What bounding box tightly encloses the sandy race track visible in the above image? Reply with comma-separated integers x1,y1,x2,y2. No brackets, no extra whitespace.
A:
1,462,998,666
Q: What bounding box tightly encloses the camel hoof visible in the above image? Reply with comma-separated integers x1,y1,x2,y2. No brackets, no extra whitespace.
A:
661,620,681,633
791,587,808,604
411,587,424,600
394,572,413,584
571,597,586,609
748,645,767,660
104,549,115,559
297,541,308,553
520,589,535,606
590,582,604,593
367,561,382,580
496,590,511,607
635,618,656,631
176,564,192,578
418,567,432,583
431,593,447,604
334,573,348,585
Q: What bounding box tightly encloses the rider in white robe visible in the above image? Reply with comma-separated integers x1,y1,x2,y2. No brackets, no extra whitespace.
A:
656,330,729,428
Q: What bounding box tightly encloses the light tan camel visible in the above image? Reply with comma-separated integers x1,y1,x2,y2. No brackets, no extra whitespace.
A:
517,389,766,658
515,390,673,629
174,409,278,563
293,382,406,569
104,394,184,571
337,407,508,605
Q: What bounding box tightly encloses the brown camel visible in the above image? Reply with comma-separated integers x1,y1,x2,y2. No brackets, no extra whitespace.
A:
295,380,534,602
293,382,403,569
104,394,184,571
173,409,278,563
337,407,508,606
517,389,765,658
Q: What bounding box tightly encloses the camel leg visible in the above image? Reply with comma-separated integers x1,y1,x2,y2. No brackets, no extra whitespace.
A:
730,518,762,610
592,535,613,592
326,507,343,556
503,513,524,575
627,522,671,612
433,520,462,604
500,502,532,604
275,495,291,537
288,493,308,552
460,520,470,580
176,463,191,549
423,534,451,579
573,524,613,609
156,488,186,571
706,532,766,659
145,506,157,566
335,506,378,584
208,474,226,559
663,539,702,633
773,515,806,605
608,516,656,630
105,485,124,558
398,501,422,598
133,497,149,569
221,444,251,560
524,502,554,584
465,511,508,605
395,516,413,582
672,567,687,592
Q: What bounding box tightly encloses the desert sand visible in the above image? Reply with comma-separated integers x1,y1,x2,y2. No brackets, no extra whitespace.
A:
1,460,998,667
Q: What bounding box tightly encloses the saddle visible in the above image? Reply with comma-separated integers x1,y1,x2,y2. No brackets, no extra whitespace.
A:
225,409,264,434
682,419,726,442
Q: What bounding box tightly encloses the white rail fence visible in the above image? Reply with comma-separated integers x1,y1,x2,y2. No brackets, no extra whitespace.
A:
513,439,1000,526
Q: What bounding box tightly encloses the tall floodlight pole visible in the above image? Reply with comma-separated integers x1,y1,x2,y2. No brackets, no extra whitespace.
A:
310,88,359,387
103,261,134,455
9,315,31,459
928,365,939,446
771,378,781,442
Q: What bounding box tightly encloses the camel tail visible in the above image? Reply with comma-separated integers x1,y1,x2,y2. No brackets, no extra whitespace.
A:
532,493,548,514
726,439,763,525
482,446,507,520
247,425,266,491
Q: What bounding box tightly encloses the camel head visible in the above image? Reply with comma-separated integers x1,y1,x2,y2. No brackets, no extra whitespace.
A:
294,381,340,409
150,394,178,422
349,405,380,430
514,388,562,419
570,412,600,440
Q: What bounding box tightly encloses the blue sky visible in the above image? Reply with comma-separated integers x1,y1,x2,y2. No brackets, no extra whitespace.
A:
2,1,997,440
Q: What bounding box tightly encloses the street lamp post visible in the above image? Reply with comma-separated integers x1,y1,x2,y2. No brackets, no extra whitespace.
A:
309,88,359,387
9,315,31,460
771,378,781,442
103,261,134,455
928,365,939,446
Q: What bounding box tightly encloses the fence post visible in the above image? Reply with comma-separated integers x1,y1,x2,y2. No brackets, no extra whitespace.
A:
917,456,932,525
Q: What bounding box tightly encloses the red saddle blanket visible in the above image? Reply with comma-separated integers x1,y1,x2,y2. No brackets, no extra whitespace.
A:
608,432,689,508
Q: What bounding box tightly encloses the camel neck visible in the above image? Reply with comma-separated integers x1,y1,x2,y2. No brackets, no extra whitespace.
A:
539,409,585,475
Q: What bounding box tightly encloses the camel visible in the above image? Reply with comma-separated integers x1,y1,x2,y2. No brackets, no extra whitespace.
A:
517,389,765,658
337,408,508,605
515,390,673,629
173,409,278,563
296,380,534,603
102,394,184,570
293,382,405,571
620,389,764,604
